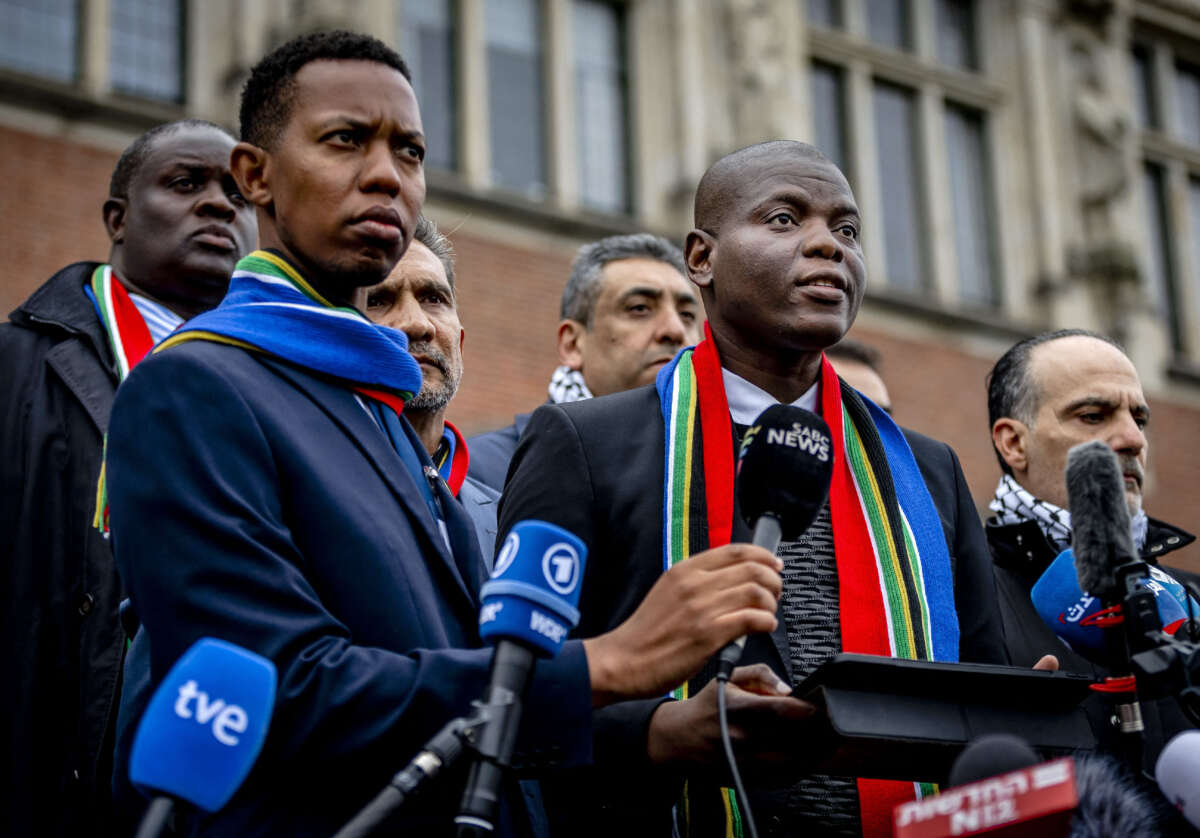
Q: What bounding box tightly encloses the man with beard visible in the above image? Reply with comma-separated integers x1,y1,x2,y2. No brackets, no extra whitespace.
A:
0,119,255,836
105,31,785,836
365,216,501,561
986,329,1196,670
497,141,1009,837
468,233,703,491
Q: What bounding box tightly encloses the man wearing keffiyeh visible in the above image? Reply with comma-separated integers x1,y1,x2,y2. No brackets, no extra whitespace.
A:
497,141,1011,838
467,233,703,491
985,329,1197,671
104,31,783,838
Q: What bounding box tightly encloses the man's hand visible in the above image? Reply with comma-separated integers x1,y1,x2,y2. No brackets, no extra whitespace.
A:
583,544,783,705
646,664,815,767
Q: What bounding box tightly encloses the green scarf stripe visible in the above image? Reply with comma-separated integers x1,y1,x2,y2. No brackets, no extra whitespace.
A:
899,515,935,658
842,389,931,658
666,354,697,568
842,407,916,657
726,787,744,837
238,253,360,316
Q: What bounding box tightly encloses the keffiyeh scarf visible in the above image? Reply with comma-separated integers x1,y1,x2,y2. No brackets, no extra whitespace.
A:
989,473,1148,552
547,365,593,404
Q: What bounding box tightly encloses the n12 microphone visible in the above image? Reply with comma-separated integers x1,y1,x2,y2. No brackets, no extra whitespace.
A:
896,736,1172,837
129,637,276,838
1031,548,1191,663
1155,730,1200,831
458,519,587,834
717,404,834,678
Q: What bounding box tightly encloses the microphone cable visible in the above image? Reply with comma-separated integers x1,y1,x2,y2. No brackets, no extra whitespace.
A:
716,673,760,838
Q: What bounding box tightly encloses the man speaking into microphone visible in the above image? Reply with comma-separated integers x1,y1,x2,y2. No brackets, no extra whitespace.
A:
498,141,1009,838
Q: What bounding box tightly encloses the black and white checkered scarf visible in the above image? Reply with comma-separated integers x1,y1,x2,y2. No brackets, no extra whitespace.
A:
989,473,1148,553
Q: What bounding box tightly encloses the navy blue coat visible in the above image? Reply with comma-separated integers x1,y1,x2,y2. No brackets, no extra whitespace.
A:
106,341,592,836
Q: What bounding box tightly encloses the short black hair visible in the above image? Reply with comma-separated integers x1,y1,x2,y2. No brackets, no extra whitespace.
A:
109,119,230,200
826,338,881,370
239,30,411,150
986,328,1126,475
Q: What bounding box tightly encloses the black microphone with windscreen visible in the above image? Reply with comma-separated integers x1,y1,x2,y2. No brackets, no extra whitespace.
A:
716,404,835,679
1067,440,1138,605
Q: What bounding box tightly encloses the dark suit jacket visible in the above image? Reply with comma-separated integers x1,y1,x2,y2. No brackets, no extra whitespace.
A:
497,384,1006,835
467,411,533,491
106,341,592,837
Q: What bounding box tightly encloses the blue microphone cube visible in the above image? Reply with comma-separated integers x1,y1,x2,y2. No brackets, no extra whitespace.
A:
130,637,276,812
480,520,587,658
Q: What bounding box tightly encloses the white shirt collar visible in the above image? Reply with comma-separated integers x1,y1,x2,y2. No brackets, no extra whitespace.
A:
721,367,820,426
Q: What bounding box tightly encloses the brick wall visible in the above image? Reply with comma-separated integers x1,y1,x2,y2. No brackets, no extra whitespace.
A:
3,124,1195,573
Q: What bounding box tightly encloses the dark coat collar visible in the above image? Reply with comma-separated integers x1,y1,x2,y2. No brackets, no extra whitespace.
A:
10,262,113,369
986,514,1196,582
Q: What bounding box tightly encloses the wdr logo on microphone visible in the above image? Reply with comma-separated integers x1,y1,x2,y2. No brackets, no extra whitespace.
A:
542,542,580,595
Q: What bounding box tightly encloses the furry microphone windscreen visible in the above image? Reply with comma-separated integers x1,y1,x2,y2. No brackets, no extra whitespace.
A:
1067,441,1135,600
1069,753,1181,838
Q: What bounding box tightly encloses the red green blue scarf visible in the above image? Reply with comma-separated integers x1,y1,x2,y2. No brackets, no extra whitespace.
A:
89,265,155,381
95,250,423,533
655,324,959,837
433,421,470,497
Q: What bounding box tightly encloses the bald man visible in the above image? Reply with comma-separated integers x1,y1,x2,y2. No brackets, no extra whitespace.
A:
499,141,1007,838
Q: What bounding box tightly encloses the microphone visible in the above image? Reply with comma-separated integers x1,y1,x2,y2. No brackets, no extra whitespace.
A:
129,637,276,838
457,519,587,834
896,737,1172,837
1155,730,1200,831
717,404,834,678
1067,440,1136,604
1031,548,1191,663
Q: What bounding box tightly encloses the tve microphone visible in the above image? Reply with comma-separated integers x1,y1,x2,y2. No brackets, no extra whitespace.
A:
1155,730,1200,831
129,637,276,838
717,404,834,678
1031,548,1191,663
456,520,587,834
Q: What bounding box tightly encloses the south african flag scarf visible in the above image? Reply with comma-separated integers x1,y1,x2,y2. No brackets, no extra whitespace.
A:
88,264,155,380
94,250,423,532
656,325,959,838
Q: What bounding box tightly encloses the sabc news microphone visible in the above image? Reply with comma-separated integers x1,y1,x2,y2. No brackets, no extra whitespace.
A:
128,637,276,838
716,404,834,679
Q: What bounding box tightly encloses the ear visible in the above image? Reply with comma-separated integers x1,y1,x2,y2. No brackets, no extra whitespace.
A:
992,417,1030,475
230,142,273,209
458,326,465,353
103,197,128,245
557,319,586,370
685,228,715,290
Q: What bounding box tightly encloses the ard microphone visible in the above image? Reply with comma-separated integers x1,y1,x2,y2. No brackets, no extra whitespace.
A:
717,404,834,679
456,520,587,835
129,638,276,838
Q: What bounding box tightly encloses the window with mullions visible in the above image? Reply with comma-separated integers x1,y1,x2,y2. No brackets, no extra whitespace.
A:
398,0,457,171
486,0,547,199
110,0,184,102
810,61,850,181
1142,162,1184,351
573,0,629,214
873,80,926,293
935,0,978,72
0,0,76,83
945,102,996,306
1130,46,1159,131
866,0,912,52
807,0,843,30
1175,61,1200,148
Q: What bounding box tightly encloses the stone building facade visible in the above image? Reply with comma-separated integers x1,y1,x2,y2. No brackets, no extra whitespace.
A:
1,0,1196,569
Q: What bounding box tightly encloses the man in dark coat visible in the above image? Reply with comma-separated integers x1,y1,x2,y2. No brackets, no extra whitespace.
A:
985,329,1197,670
0,119,256,836
498,141,1011,838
